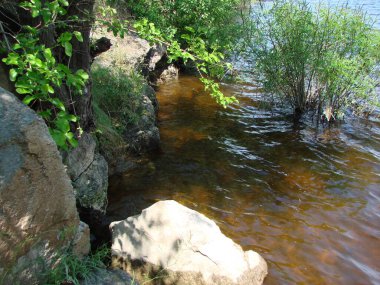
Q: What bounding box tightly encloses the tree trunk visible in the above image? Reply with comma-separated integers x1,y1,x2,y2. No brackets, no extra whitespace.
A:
0,0,96,131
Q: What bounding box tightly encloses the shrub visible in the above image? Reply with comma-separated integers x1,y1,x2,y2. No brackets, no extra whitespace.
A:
247,0,380,120
92,66,148,158
92,66,145,130
125,0,244,50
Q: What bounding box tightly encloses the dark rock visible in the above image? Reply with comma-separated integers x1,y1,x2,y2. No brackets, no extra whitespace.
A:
143,44,179,85
73,153,109,212
63,132,109,212
63,132,96,181
81,268,138,285
91,37,112,60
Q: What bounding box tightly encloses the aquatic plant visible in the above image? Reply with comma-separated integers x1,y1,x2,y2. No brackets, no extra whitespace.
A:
247,0,380,121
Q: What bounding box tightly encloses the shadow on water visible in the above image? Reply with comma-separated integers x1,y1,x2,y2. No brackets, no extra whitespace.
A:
108,74,380,285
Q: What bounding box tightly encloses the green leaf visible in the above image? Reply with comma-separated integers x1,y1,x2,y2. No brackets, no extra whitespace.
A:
41,84,54,94
58,0,69,6
57,111,78,122
185,26,195,33
57,64,70,74
55,117,70,133
49,98,65,111
47,85,54,94
38,110,52,119
67,136,78,148
181,34,191,41
63,42,72,57
4,53,20,65
73,31,83,42
75,69,89,81
41,8,51,23
9,69,18,82
22,95,36,105
58,32,72,43
44,48,55,63
16,88,32,95
31,9,40,18
49,129,67,150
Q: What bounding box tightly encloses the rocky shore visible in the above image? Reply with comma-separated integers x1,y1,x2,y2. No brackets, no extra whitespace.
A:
0,31,267,285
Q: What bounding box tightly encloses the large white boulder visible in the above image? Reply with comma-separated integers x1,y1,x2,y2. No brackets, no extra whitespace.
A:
110,200,267,285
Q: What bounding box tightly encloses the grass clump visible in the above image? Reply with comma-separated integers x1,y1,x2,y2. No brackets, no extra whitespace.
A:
92,66,147,158
43,246,110,285
92,66,145,130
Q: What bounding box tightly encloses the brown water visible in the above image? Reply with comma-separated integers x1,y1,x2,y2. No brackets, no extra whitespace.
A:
108,75,380,284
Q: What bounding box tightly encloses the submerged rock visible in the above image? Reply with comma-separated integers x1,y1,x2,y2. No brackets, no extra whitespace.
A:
0,87,86,284
110,200,267,285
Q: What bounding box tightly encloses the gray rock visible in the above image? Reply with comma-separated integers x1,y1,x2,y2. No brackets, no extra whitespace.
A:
63,132,96,181
143,44,179,85
157,64,179,84
81,268,138,285
124,94,160,152
73,153,108,212
72,221,91,258
0,87,81,284
63,132,109,211
144,84,159,113
110,200,268,285
91,31,161,173
92,32,151,73
145,44,167,72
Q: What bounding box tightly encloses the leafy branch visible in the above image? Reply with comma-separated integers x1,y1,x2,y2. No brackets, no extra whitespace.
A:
2,0,89,150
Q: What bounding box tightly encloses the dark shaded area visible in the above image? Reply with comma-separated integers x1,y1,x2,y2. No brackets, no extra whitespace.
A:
77,206,113,249
91,37,112,60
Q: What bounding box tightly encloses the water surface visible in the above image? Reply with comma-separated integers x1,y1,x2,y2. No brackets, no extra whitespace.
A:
108,0,380,283
108,75,380,284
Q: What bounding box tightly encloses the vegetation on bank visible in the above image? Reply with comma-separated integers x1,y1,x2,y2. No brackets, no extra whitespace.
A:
125,0,244,50
0,0,378,152
43,246,110,285
1,0,239,150
92,66,147,157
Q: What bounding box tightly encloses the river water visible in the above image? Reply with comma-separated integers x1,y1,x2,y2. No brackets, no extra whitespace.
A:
108,1,380,284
